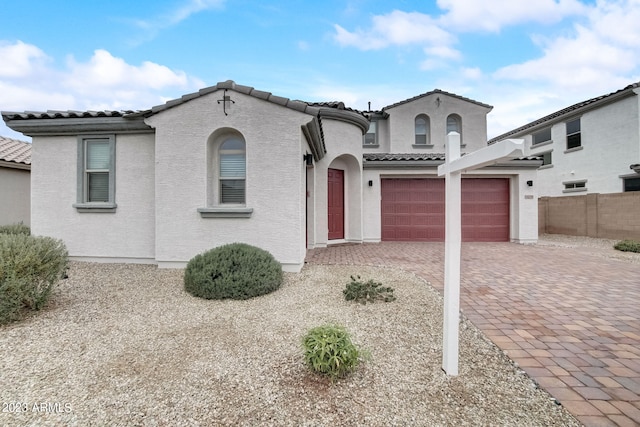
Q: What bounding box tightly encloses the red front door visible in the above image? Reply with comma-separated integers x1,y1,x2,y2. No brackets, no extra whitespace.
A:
328,169,344,240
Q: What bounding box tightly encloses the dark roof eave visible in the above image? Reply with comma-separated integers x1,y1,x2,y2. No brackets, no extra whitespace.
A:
301,116,326,161
317,107,370,134
3,116,154,136
384,88,493,111
0,159,30,170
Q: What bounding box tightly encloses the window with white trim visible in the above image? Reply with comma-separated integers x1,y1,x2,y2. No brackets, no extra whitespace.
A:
75,135,116,211
563,180,587,192
566,118,581,150
414,114,430,145
446,114,463,145
363,121,377,146
219,137,246,204
532,128,551,145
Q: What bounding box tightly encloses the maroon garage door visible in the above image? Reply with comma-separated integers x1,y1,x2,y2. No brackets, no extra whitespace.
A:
381,178,509,242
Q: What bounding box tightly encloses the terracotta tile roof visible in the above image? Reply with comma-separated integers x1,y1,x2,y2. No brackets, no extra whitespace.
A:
364,152,541,163
2,110,142,120
364,153,446,161
489,81,640,144
0,136,31,165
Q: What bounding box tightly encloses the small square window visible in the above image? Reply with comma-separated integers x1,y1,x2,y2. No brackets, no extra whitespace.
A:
363,121,377,145
540,151,552,166
624,177,640,192
532,128,551,145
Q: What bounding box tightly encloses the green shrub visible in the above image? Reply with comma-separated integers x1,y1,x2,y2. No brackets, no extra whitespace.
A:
302,324,365,379
343,275,396,304
0,223,30,235
184,243,283,300
0,234,68,324
614,239,640,253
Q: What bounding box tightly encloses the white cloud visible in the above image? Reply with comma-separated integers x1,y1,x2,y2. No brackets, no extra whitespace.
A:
0,41,49,78
333,10,455,50
129,0,225,44
0,41,205,139
493,1,640,94
437,0,587,32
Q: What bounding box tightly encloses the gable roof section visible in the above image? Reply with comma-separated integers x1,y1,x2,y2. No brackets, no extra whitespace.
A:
489,81,640,144
383,89,493,111
0,136,31,170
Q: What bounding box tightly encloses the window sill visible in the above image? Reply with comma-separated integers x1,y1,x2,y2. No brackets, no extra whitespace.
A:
532,140,553,148
73,203,117,213
362,144,379,148
539,164,554,170
412,144,434,149
198,207,253,218
564,146,583,154
562,187,587,193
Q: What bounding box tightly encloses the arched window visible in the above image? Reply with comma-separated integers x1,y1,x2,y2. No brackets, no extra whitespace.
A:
446,114,462,145
218,137,246,204
414,115,430,145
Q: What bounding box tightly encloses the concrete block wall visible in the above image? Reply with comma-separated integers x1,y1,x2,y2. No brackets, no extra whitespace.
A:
539,192,640,240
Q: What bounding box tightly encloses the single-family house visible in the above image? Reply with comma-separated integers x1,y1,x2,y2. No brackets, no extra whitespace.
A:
489,82,640,196
2,80,539,271
0,136,31,226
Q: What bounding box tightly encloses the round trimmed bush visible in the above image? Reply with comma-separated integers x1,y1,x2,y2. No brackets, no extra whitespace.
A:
184,243,283,300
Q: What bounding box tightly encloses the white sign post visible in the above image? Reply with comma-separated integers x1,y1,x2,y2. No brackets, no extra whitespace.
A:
437,133,524,375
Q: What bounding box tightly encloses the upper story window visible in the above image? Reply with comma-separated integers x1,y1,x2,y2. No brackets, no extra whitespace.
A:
446,114,463,145
219,137,246,204
74,135,116,212
566,118,581,150
363,121,377,146
540,151,552,167
532,127,552,145
414,115,430,145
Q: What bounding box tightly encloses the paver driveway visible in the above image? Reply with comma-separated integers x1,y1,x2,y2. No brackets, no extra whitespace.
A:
306,241,640,427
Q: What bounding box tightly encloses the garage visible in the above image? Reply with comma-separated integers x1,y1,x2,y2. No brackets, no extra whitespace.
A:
381,178,509,242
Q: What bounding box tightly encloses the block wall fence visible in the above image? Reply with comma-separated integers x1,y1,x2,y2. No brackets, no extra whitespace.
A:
538,192,640,240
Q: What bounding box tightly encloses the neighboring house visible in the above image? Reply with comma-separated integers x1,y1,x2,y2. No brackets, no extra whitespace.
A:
0,136,31,226
489,82,640,196
2,80,539,271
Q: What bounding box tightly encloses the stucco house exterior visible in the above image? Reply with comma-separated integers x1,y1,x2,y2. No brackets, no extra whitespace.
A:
489,82,640,196
0,136,31,226
2,80,539,271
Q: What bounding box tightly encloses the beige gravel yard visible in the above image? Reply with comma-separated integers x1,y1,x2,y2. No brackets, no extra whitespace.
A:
0,261,580,426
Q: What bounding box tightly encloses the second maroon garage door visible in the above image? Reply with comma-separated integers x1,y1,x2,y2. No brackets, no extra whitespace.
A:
381,178,509,242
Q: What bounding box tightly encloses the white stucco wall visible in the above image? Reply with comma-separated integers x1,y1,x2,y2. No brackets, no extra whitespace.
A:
311,118,364,247
527,95,640,196
30,133,156,260
383,93,490,153
146,91,311,271
0,166,30,226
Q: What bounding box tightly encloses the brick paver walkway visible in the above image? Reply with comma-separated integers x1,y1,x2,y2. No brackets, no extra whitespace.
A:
306,242,640,427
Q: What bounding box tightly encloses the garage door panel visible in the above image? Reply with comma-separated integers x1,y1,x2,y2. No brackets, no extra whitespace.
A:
381,178,509,242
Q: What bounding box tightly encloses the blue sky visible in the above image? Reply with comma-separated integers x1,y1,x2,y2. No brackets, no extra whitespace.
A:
1,0,639,140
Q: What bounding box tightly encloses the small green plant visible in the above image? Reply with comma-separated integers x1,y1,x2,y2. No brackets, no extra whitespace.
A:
302,324,365,379
0,233,68,324
0,223,30,236
343,275,396,304
184,243,283,300
614,239,640,253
